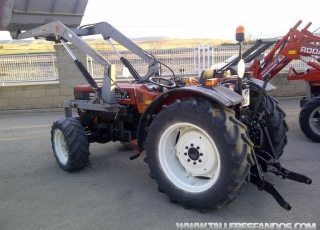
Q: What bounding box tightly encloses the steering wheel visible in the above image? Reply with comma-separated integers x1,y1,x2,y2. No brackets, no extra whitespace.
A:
148,76,176,88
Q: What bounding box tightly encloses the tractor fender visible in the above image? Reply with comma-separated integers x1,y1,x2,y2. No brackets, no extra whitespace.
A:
136,85,244,151
248,77,276,92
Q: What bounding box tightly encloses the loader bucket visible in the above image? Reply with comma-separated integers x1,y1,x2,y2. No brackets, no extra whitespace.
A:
0,0,88,37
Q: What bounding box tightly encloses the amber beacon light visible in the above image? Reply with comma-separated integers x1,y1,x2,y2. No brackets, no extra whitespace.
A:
236,25,245,42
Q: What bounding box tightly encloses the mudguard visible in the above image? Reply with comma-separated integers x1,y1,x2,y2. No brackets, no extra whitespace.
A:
136,85,244,151
248,77,276,92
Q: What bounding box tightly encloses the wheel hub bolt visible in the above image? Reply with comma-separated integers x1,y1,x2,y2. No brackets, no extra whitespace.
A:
187,159,191,162
193,162,196,165
184,152,187,156
197,146,200,149
199,159,202,163
200,153,203,156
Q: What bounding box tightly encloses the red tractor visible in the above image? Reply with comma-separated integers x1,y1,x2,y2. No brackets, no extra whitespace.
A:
0,1,313,212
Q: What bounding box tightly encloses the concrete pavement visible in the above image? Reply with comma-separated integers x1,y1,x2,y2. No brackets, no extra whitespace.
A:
0,98,319,230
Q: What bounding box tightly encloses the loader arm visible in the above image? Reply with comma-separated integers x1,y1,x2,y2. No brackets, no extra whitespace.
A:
16,21,110,67
1,0,159,80
12,20,162,104
249,20,320,81
79,22,160,81
15,21,159,81
14,21,118,103
215,38,277,75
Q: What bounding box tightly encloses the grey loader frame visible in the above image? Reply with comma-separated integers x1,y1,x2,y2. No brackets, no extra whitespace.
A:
12,20,164,115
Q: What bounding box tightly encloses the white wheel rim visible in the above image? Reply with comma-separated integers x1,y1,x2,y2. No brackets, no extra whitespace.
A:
158,122,220,193
53,129,69,165
309,107,320,135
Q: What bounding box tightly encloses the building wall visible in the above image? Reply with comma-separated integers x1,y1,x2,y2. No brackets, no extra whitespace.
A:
269,73,306,97
0,44,87,111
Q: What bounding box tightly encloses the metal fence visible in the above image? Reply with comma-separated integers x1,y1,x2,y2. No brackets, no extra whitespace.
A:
87,44,314,79
0,53,57,83
87,48,197,79
0,44,316,83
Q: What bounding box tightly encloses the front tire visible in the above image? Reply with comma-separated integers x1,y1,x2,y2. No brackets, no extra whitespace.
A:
145,97,254,210
51,117,90,172
299,96,320,143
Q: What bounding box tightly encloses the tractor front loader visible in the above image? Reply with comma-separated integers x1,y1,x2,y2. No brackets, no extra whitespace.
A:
0,0,312,212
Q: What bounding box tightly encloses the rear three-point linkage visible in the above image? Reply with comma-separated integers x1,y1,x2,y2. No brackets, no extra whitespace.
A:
243,74,312,211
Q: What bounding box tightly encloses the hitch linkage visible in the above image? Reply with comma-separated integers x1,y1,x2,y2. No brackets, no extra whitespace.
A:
250,157,312,211
246,79,312,210
267,159,312,185
250,174,292,211
250,149,291,211
251,148,312,211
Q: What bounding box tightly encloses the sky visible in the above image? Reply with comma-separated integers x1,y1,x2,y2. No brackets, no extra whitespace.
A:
1,0,320,41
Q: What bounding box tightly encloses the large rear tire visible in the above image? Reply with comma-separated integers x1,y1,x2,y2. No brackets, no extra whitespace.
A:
145,97,254,211
51,117,90,172
299,96,320,143
250,93,288,158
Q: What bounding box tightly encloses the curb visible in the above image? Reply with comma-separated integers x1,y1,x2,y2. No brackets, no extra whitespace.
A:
0,107,64,115
0,96,303,115
275,96,302,102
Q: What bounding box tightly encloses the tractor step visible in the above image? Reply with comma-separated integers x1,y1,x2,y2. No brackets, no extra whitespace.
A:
129,139,143,160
